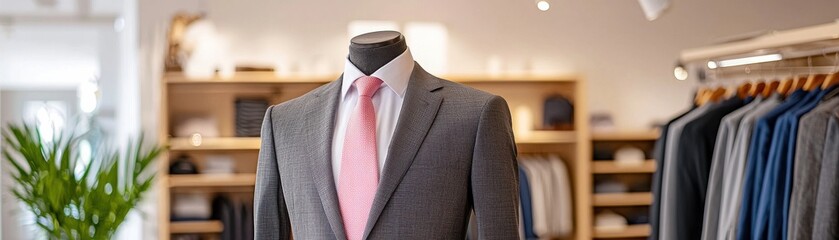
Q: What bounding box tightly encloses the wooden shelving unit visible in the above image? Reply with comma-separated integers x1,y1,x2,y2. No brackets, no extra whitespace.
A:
516,130,578,144
592,160,656,174
169,137,260,151
169,173,257,188
165,71,333,84
159,71,591,240
592,192,653,207
593,224,651,238
591,131,659,141
170,220,224,234
589,130,659,239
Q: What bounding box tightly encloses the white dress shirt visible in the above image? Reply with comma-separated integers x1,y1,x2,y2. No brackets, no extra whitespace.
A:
332,49,414,185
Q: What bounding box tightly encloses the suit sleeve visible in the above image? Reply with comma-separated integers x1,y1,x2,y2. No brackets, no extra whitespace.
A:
254,105,292,240
471,95,520,239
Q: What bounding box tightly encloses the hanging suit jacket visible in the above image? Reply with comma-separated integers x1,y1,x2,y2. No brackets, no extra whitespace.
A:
253,63,520,240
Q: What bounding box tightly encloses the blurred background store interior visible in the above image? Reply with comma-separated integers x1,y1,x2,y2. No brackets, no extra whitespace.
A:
2,0,839,239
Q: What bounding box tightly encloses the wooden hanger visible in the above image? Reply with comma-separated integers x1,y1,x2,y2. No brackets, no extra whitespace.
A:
695,87,708,106
737,82,753,99
803,74,827,91
763,80,779,97
823,53,839,89
694,87,711,106
824,71,839,89
710,86,728,102
790,75,807,94
778,77,794,95
750,81,766,97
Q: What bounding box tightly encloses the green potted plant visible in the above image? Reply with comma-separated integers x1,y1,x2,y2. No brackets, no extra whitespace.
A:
1,123,160,239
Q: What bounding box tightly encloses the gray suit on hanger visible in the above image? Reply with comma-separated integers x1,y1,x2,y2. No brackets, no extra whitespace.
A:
254,64,520,240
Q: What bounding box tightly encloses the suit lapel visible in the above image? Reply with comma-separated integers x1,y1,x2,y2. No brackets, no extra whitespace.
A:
362,64,444,238
304,77,348,240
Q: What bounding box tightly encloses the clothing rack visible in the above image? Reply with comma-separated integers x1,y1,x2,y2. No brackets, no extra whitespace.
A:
680,20,839,63
652,22,839,240
678,21,839,84
705,65,839,84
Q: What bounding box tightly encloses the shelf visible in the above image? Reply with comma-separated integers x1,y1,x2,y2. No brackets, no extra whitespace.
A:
168,132,579,151
516,130,577,144
592,160,656,174
169,174,256,188
169,137,260,151
446,74,579,83
165,71,333,84
591,131,659,141
169,132,574,150
170,220,224,234
592,192,652,207
593,224,651,238
165,71,579,84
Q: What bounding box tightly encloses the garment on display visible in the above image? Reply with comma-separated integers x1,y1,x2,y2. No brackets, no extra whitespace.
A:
518,154,574,239
614,146,646,165
235,98,270,137
594,210,628,232
543,95,574,130
650,69,839,240
212,195,255,240
253,31,519,239
594,180,629,194
174,116,219,138
172,193,212,221
169,155,198,174
203,155,236,174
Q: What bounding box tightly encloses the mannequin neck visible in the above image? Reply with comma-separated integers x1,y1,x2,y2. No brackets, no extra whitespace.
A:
348,31,408,76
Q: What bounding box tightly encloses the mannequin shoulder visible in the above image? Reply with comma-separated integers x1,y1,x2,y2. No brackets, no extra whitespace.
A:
436,78,502,107
270,81,338,113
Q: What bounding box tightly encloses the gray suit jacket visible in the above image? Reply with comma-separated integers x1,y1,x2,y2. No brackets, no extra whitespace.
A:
254,64,520,240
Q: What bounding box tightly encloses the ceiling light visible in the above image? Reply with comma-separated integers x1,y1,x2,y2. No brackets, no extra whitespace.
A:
638,0,670,21
537,0,550,11
707,61,718,69
717,53,782,68
674,64,688,80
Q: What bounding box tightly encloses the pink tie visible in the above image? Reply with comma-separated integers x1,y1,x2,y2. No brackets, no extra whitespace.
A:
338,76,383,240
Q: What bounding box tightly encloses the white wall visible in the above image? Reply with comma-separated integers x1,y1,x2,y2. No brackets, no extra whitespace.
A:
138,0,839,129
0,90,78,240
0,0,149,238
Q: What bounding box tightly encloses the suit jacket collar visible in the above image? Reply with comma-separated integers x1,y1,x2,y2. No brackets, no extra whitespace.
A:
304,77,347,240
362,63,443,238
305,63,443,240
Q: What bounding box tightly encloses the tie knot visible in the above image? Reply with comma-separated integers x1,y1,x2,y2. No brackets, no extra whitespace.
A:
355,76,383,97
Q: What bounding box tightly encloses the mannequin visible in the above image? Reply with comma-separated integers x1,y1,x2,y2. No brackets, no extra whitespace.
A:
348,31,408,75
254,29,519,239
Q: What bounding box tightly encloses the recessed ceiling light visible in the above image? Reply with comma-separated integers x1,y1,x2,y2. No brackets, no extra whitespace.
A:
537,0,550,11
674,65,688,81
707,61,718,69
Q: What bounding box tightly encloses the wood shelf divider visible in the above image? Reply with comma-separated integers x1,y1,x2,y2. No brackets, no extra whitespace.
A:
592,160,656,174
169,137,261,151
593,224,651,238
592,192,652,207
591,131,659,141
169,220,224,234
516,130,577,144
169,173,257,188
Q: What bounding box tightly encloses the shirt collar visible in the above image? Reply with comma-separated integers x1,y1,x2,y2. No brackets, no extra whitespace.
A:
341,48,414,99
